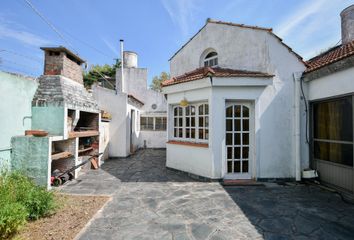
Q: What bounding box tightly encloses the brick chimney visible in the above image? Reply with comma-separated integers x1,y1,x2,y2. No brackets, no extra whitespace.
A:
41,46,85,84
341,4,354,45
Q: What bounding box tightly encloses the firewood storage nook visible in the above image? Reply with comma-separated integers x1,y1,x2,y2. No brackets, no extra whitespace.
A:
11,47,101,189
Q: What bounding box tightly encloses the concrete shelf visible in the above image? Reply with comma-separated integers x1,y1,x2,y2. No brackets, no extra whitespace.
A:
68,131,99,138
51,151,73,161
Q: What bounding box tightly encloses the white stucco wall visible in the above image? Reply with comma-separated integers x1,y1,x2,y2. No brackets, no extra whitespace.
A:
165,22,307,179
116,66,168,149
170,23,271,77
307,67,354,101
92,85,130,157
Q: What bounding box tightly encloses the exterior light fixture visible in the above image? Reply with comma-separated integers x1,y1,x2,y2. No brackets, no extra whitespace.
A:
179,98,189,107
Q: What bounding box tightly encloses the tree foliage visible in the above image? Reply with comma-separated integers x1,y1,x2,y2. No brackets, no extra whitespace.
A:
149,72,170,92
83,59,121,87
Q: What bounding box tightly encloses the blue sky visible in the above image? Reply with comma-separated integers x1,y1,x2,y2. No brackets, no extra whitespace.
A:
0,0,353,84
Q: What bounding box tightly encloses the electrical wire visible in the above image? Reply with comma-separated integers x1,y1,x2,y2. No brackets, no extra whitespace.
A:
0,49,42,63
23,0,75,50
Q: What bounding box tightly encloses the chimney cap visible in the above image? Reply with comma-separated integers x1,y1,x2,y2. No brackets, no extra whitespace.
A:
40,46,86,64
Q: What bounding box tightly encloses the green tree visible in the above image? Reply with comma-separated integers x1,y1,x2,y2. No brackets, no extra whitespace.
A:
83,59,121,87
149,72,170,92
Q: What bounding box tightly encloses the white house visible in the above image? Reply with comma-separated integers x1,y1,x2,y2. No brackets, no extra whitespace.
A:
302,5,354,194
93,49,167,157
162,19,308,181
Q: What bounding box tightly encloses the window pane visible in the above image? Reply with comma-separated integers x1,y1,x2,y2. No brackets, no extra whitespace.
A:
199,105,204,115
234,133,240,145
186,118,190,127
242,161,249,173
191,129,195,138
178,129,183,138
205,129,209,140
174,118,177,127
205,117,209,127
205,104,209,114
191,117,195,127
243,147,249,159
199,129,204,139
179,118,182,127
191,106,196,115
234,119,240,131
199,117,204,127
313,97,353,141
227,147,232,159
243,119,249,131
226,106,233,117
174,128,177,137
314,141,353,166
234,147,240,159
243,106,249,117
226,119,232,131
234,106,241,117
140,117,147,130
226,133,232,145
234,161,241,173
186,129,190,138
227,161,232,172
174,108,177,116
243,133,249,145
186,106,190,115
147,117,154,130
178,107,183,115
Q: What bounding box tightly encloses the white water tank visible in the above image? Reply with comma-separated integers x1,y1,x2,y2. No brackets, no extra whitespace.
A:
341,4,354,44
123,51,138,68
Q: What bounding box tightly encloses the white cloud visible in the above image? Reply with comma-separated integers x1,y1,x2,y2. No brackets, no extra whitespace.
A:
161,0,199,37
101,38,119,56
275,0,327,38
0,22,50,47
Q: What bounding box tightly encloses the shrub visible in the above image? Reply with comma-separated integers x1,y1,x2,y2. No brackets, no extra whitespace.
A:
0,171,57,237
0,202,27,239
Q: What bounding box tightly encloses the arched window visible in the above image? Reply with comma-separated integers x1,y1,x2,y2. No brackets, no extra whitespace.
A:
204,51,218,67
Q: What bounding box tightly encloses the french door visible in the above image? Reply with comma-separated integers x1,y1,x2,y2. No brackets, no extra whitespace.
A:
225,102,253,179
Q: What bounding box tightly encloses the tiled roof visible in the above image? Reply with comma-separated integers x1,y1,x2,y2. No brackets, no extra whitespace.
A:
169,19,304,64
128,94,144,106
305,40,354,73
161,67,273,87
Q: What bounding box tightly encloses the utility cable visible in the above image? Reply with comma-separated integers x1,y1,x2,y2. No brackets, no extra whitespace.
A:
0,49,42,63
23,0,75,50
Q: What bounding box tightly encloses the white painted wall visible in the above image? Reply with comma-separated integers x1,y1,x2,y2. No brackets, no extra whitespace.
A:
165,22,307,179
92,85,130,157
307,67,354,101
116,64,168,149
166,143,213,177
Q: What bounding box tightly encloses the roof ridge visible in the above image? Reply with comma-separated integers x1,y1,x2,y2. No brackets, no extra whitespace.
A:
207,19,273,32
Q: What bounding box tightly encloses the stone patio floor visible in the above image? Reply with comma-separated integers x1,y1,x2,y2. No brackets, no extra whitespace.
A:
61,149,354,240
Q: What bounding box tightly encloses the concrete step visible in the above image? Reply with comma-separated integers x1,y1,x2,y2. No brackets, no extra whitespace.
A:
222,179,264,186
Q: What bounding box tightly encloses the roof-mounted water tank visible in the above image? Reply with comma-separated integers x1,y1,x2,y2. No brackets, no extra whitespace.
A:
123,51,138,68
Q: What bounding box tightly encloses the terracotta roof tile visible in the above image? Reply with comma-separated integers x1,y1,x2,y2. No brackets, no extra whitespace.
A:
161,67,273,87
305,40,354,73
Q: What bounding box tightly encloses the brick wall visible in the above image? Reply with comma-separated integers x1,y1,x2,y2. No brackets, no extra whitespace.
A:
43,51,83,84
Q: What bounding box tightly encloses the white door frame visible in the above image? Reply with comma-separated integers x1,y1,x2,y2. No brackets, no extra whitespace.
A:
224,101,255,180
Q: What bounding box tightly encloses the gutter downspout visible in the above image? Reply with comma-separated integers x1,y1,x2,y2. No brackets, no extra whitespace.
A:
119,39,124,95
293,72,301,181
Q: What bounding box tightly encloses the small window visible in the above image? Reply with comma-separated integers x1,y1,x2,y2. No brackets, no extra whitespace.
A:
140,117,154,130
155,117,167,131
204,52,218,67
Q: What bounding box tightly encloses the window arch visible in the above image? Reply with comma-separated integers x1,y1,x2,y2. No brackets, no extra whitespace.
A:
203,51,218,67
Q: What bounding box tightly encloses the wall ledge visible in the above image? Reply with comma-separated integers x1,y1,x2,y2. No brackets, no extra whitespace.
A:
166,140,208,148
